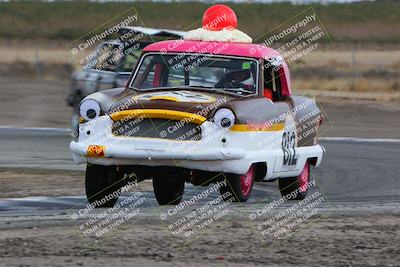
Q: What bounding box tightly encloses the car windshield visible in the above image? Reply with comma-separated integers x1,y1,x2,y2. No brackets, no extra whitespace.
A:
118,50,141,72
87,43,142,72
129,53,258,96
87,43,122,72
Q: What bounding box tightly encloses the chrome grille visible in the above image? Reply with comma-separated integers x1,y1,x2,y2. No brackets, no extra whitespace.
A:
112,118,202,141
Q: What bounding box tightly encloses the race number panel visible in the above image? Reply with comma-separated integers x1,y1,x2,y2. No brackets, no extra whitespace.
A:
273,116,300,173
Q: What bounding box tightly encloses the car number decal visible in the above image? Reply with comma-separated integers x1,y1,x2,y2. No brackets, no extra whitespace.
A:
282,130,297,166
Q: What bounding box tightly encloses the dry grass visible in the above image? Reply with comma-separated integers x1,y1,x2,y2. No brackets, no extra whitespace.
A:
2,44,398,68
0,46,73,64
293,78,400,93
0,43,399,93
301,50,400,69
0,1,399,43
291,49,400,92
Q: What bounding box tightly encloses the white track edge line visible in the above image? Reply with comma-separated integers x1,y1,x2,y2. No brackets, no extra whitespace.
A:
319,137,400,143
0,125,69,132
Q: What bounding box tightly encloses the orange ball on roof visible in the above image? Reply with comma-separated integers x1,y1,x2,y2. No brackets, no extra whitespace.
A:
202,4,238,31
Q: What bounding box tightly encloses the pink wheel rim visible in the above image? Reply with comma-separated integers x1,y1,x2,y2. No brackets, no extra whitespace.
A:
240,165,254,196
298,162,310,192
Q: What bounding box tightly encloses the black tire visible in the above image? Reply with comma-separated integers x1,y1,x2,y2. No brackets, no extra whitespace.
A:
220,165,255,202
85,164,123,208
153,177,185,205
279,161,310,200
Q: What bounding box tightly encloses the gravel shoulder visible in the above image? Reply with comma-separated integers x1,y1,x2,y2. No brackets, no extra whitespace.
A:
0,168,157,199
0,168,84,198
1,168,399,266
317,97,400,139
0,214,399,267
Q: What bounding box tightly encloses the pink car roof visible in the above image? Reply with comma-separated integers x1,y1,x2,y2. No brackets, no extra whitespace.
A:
144,40,278,58
143,40,291,96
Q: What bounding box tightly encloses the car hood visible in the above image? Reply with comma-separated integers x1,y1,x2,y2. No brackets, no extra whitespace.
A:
86,88,271,124
107,89,234,119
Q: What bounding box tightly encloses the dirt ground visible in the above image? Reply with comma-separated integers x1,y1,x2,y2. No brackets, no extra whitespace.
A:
0,169,399,266
0,76,71,128
0,169,84,198
0,168,157,199
0,214,399,267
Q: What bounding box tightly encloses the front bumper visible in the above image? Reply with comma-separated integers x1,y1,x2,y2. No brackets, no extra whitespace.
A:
70,141,246,161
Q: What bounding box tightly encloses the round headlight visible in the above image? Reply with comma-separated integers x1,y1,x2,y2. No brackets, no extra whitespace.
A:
79,99,101,121
213,108,235,129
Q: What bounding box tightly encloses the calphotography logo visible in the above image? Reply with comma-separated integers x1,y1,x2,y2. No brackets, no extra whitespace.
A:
249,177,327,241
67,7,142,69
254,7,333,68
159,176,235,239
69,177,150,239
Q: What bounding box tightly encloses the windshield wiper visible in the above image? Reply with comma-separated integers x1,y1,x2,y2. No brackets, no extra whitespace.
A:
220,87,254,94
175,86,254,96
176,85,215,89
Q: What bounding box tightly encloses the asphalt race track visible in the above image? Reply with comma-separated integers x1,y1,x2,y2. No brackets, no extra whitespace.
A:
0,127,399,218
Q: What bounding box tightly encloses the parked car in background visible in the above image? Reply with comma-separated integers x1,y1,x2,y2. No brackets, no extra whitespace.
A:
66,26,186,128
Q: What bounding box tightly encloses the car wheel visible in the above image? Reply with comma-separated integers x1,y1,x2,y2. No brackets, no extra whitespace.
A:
85,164,123,208
220,165,255,202
153,177,185,205
279,161,310,200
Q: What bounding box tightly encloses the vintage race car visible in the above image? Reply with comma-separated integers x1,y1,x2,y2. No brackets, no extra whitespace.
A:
70,5,324,207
